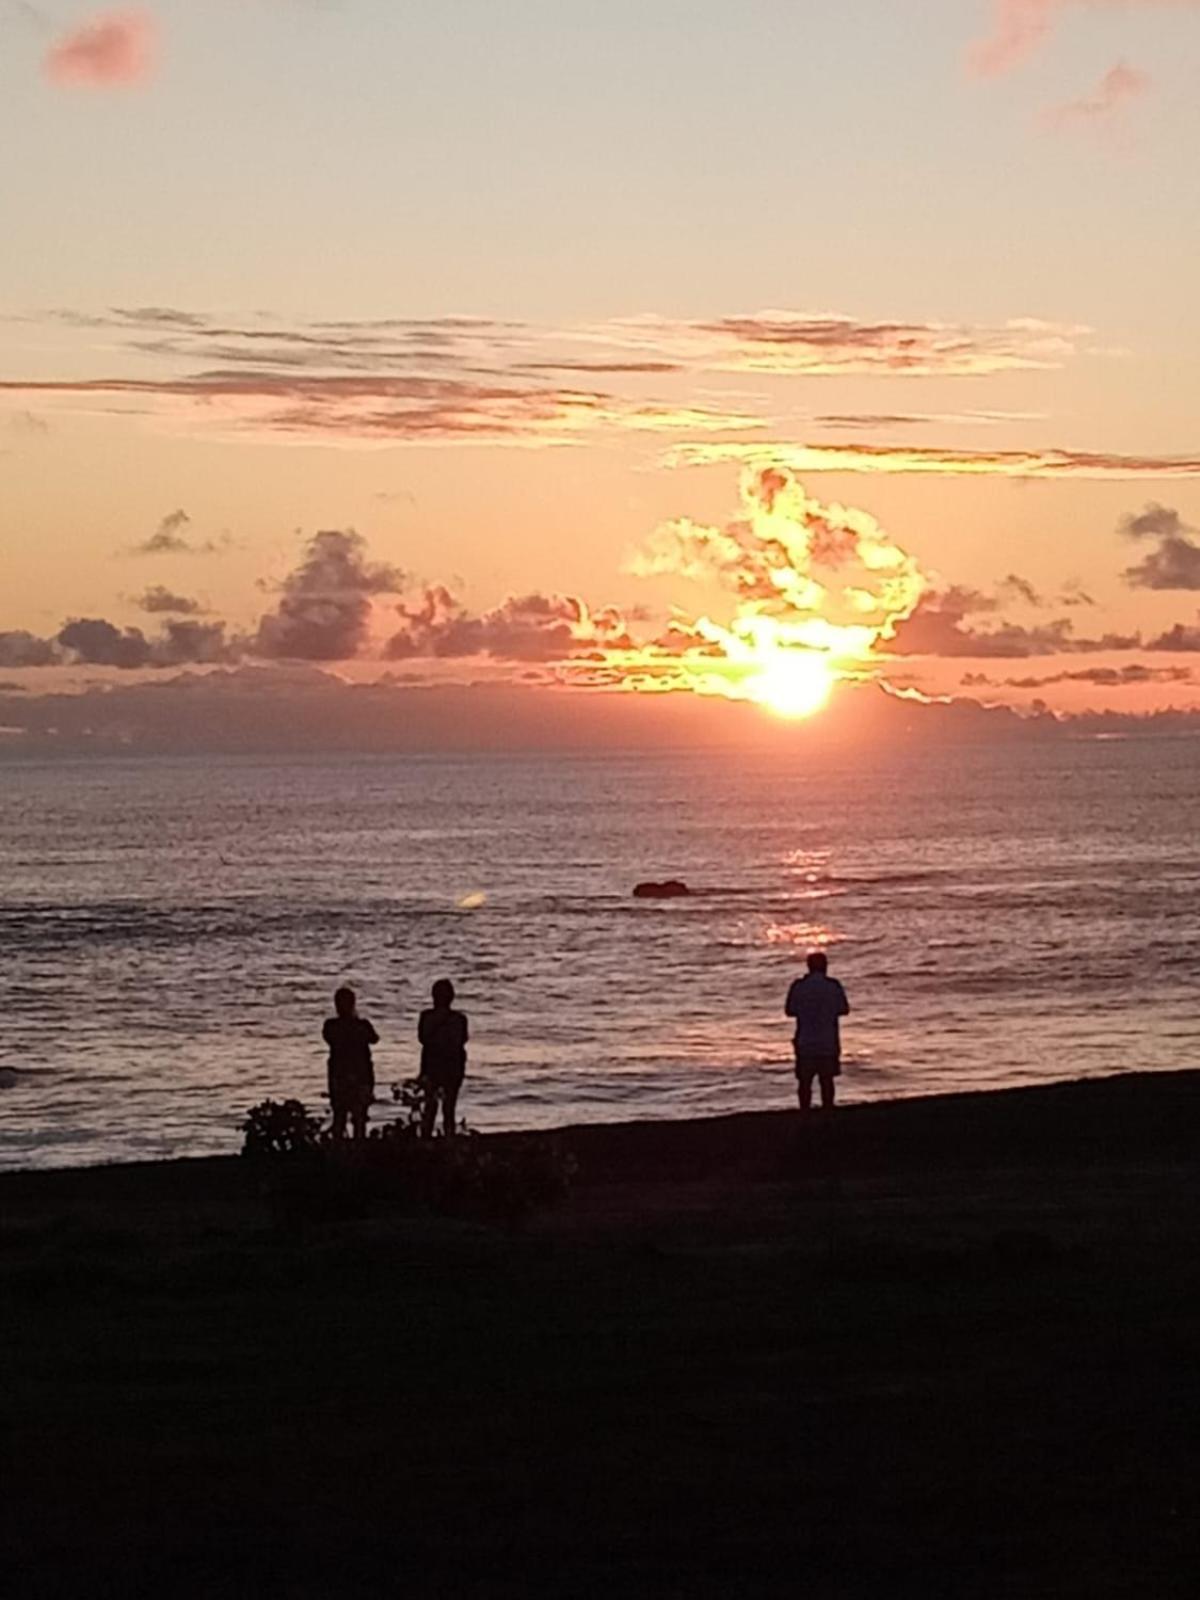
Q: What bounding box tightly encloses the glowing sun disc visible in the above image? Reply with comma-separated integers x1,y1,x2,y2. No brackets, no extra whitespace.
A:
747,654,834,719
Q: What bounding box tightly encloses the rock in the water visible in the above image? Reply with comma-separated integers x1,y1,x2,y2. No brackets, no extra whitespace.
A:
632,879,691,900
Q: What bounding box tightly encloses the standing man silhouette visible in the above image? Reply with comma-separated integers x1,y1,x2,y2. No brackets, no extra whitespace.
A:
323,985,379,1140
418,978,469,1138
785,951,850,1113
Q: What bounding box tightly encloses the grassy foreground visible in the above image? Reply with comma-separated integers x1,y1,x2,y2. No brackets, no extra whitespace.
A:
3,1072,1198,1599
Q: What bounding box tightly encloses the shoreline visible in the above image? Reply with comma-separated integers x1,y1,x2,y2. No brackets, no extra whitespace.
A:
1,1066,1196,1193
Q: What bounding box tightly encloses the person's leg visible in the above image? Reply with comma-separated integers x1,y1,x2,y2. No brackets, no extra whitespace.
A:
818,1072,836,1111
331,1103,348,1140
351,1103,368,1140
442,1080,460,1137
796,1073,813,1113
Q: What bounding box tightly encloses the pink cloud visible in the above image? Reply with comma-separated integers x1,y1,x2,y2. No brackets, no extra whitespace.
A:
44,9,156,88
970,2,1200,77
971,0,1060,76
1043,60,1150,127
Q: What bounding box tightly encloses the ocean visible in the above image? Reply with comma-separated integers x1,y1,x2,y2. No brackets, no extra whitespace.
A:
1,739,1197,1169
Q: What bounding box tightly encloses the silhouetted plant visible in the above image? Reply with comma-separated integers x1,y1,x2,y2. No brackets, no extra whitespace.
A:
242,1086,572,1222
389,1077,432,1134
241,1097,326,1158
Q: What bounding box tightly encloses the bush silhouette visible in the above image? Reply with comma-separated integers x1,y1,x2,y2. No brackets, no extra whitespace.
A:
240,1084,573,1223
241,1098,326,1158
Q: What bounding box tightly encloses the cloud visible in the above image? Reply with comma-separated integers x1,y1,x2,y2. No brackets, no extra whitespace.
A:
969,2,1200,77
255,529,404,662
55,616,239,669
1120,502,1200,589
7,665,1200,760
150,619,239,666
618,312,1083,377
127,509,225,557
888,587,1075,658
1044,61,1150,130
43,9,155,88
134,585,203,615
618,466,932,710
813,410,1046,430
61,304,1087,381
1147,621,1200,650
57,617,152,669
0,630,59,668
887,582,1147,659
135,509,192,554
386,588,633,663
665,441,1200,480
999,664,1191,688
970,0,1061,75
999,573,1043,606
1,368,756,448
0,303,1087,450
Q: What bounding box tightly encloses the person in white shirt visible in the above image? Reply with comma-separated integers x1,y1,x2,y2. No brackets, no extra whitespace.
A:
784,951,850,1113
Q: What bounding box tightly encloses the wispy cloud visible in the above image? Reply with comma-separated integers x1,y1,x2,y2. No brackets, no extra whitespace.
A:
664,441,1200,480
133,585,204,616
1043,60,1150,131
126,509,227,557
0,304,1088,450
607,312,1082,377
43,9,156,89
970,0,1061,76
969,2,1200,77
813,410,1048,430
995,663,1191,687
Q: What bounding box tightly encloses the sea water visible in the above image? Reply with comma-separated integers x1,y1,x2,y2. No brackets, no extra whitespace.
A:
1,739,1197,1168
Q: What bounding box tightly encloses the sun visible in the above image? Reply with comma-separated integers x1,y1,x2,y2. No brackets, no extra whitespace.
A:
745,652,835,719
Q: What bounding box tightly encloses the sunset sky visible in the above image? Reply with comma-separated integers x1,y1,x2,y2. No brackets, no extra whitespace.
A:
3,1,1200,747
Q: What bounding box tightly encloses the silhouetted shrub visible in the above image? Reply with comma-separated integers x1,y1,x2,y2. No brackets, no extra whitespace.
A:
241,1098,326,1159
241,1086,573,1223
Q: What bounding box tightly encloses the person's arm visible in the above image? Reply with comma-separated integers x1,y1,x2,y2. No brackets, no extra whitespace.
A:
322,1019,334,1046
836,982,850,1017
365,1020,380,1046
784,980,800,1017
417,1011,429,1046
459,1013,469,1045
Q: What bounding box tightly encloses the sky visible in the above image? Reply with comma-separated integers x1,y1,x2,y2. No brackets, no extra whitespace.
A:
3,1,1200,750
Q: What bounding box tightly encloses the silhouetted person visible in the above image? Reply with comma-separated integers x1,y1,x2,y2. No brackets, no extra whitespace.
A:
418,978,468,1138
785,951,849,1113
322,985,378,1140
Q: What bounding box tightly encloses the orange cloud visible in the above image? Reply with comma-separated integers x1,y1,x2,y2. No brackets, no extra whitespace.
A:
664,441,1200,480
608,312,1081,377
618,467,927,714
386,589,633,663
44,9,156,88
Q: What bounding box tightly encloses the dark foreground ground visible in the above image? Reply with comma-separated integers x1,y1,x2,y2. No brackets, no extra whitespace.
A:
3,1072,1198,1599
